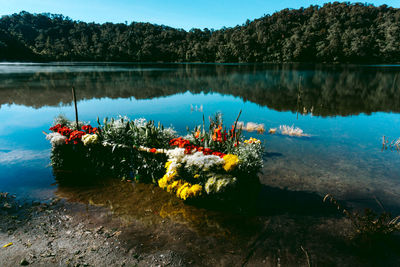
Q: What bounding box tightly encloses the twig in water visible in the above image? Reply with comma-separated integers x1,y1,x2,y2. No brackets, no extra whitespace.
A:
373,195,386,212
300,245,311,267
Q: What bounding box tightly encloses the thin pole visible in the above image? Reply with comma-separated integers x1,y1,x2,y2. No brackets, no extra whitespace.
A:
72,87,79,130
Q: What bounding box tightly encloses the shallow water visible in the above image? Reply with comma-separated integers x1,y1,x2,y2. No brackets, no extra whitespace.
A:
0,62,400,209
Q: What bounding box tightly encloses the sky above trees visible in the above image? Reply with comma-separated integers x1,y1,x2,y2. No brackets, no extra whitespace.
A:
1,0,399,30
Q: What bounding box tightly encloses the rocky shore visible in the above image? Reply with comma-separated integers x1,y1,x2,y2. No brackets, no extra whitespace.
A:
0,193,185,266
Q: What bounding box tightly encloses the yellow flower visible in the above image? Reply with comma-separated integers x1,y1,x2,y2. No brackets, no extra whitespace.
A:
178,184,203,200
158,176,168,189
165,161,172,170
244,137,261,144
222,154,239,172
160,161,203,200
158,170,177,189
179,186,191,200
82,134,99,146
177,183,190,199
166,180,184,193
189,184,202,197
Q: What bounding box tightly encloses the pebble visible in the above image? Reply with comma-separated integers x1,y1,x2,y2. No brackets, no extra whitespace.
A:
20,259,29,265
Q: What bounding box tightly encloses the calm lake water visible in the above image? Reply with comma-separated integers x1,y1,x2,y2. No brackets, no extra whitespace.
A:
1,62,400,211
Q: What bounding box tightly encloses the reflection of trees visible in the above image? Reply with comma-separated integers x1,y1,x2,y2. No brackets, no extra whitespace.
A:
1,64,399,116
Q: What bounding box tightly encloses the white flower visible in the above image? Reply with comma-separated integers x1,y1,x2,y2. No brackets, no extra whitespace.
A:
46,132,67,146
167,161,181,173
166,148,186,161
183,134,195,142
163,127,177,139
133,118,147,128
82,134,99,146
181,152,224,170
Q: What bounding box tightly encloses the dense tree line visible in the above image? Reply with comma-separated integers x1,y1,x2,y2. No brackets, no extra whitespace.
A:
0,2,399,63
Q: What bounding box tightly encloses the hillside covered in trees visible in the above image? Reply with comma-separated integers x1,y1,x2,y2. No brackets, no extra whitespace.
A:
0,2,399,63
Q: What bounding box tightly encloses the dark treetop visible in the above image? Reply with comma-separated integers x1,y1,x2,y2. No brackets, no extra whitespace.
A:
0,2,399,63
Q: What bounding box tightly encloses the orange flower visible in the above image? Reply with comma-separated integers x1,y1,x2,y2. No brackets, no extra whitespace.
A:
212,125,222,142
149,148,157,153
195,130,200,138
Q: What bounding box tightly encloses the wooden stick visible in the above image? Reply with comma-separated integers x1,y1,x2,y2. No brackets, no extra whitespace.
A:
301,246,311,267
72,87,79,130
232,109,242,145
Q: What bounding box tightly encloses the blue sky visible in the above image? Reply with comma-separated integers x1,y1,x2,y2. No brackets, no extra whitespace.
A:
1,0,399,30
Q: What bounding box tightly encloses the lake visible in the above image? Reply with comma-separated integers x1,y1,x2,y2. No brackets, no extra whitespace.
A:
1,62,400,208
2,62,400,265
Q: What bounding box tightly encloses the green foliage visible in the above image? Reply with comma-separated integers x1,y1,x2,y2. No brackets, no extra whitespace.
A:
1,3,400,63
98,116,176,148
235,141,264,175
50,116,173,183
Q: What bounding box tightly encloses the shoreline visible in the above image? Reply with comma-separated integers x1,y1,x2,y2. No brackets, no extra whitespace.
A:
2,181,400,266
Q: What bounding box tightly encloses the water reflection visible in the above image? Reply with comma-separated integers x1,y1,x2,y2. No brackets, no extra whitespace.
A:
0,63,399,116
54,176,343,239
55,179,264,240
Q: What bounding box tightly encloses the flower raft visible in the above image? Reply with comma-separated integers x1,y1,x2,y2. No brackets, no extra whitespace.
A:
46,115,264,201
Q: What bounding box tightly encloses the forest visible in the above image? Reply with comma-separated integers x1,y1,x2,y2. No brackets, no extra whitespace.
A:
0,2,399,63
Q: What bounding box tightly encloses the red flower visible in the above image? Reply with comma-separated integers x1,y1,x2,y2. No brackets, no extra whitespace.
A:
169,137,190,148
58,127,73,137
66,130,85,144
82,125,98,134
203,148,213,155
169,138,225,158
149,148,157,153
49,124,62,132
184,145,197,154
212,151,226,158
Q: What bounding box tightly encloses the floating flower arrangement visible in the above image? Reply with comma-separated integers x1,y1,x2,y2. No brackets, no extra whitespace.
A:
45,114,264,201
278,124,310,137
